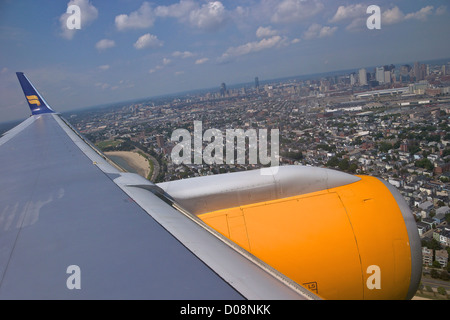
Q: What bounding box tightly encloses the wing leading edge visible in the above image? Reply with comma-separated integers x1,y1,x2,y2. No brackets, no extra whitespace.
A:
0,73,317,300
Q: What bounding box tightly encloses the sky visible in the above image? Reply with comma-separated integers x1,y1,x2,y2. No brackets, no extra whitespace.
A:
1,0,449,122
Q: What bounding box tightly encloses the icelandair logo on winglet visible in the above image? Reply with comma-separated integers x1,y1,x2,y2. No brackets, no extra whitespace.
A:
26,95,41,107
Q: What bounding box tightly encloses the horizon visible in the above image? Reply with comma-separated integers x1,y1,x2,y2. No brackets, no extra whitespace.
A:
2,55,449,127
1,1,450,122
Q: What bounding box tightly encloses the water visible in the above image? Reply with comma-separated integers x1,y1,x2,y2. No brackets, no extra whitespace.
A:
107,155,139,174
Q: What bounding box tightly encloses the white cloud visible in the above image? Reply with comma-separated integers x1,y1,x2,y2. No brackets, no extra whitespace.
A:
344,17,366,31
335,5,441,31
271,0,324,24
256,26,278,38
155,0,228,31
155,0,196,19
318,25,337,38
303,23,337,40
59,0,98,40
195,58,209,65
98,65,110,71
154,1,229,32
235,6,249,18
95,82,110,90
333,4,438,31
219,35,286,62
149,58,173,74
115,2,155,31
95,39,115,51
381,5,436,26
188,1,228,31
382,6,405,25
172,51,196,59
134,33,163,50
330,4,365,23
405,6,434,22
329,4,369,32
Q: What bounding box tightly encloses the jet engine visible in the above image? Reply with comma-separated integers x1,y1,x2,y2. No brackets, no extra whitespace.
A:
157,166,421,300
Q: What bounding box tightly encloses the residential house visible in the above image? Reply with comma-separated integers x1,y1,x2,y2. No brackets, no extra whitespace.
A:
436,206,450,216
417,221,431,236
435,250,448,268
419,200,434,218
433,213,447,225
422,247,433,266
440,230,450,247
422,217,435,230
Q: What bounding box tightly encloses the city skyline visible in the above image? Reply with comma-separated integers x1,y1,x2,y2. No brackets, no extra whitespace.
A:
1,0,450,122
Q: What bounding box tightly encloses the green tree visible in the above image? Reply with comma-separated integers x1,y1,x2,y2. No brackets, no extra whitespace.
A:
415,158,434,171
422,238,442,251
437,287,447,296
348,163,358,173
338,158,350,171
379,141,393,152
326,156,340,168
431,268,439,278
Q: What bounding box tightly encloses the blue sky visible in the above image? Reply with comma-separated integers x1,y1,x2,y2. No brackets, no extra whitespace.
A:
1,0,449,121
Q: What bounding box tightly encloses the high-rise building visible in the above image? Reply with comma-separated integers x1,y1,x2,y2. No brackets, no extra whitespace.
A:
350,73,356,86
420,64,427,80
413,62,426,81
376,66,385,84
220,82,227,97
384,70,391,84
255,77,259,89
400,65,411,82
400,140,408,152
413,62,420,80
359,68,367,86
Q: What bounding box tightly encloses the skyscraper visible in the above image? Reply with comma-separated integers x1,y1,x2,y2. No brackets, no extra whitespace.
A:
359,68,367,86
376,66,385,84
400,65,411,82
384,70,391,84
413,62,426,81
220,83,227,97
255,77,259,89
413,62,420,81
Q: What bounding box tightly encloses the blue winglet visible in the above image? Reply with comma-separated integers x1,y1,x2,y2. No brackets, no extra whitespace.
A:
16,72,55,115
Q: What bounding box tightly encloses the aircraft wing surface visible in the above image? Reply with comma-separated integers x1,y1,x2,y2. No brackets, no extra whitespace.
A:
0,73,317,300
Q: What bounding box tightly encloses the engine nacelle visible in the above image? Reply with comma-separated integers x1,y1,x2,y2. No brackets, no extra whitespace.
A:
158,166,421,300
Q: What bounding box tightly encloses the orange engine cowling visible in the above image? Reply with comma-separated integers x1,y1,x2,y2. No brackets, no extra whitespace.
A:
157,166,422,300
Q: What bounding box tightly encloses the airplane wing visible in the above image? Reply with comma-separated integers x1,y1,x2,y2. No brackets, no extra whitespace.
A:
0,73,318,300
